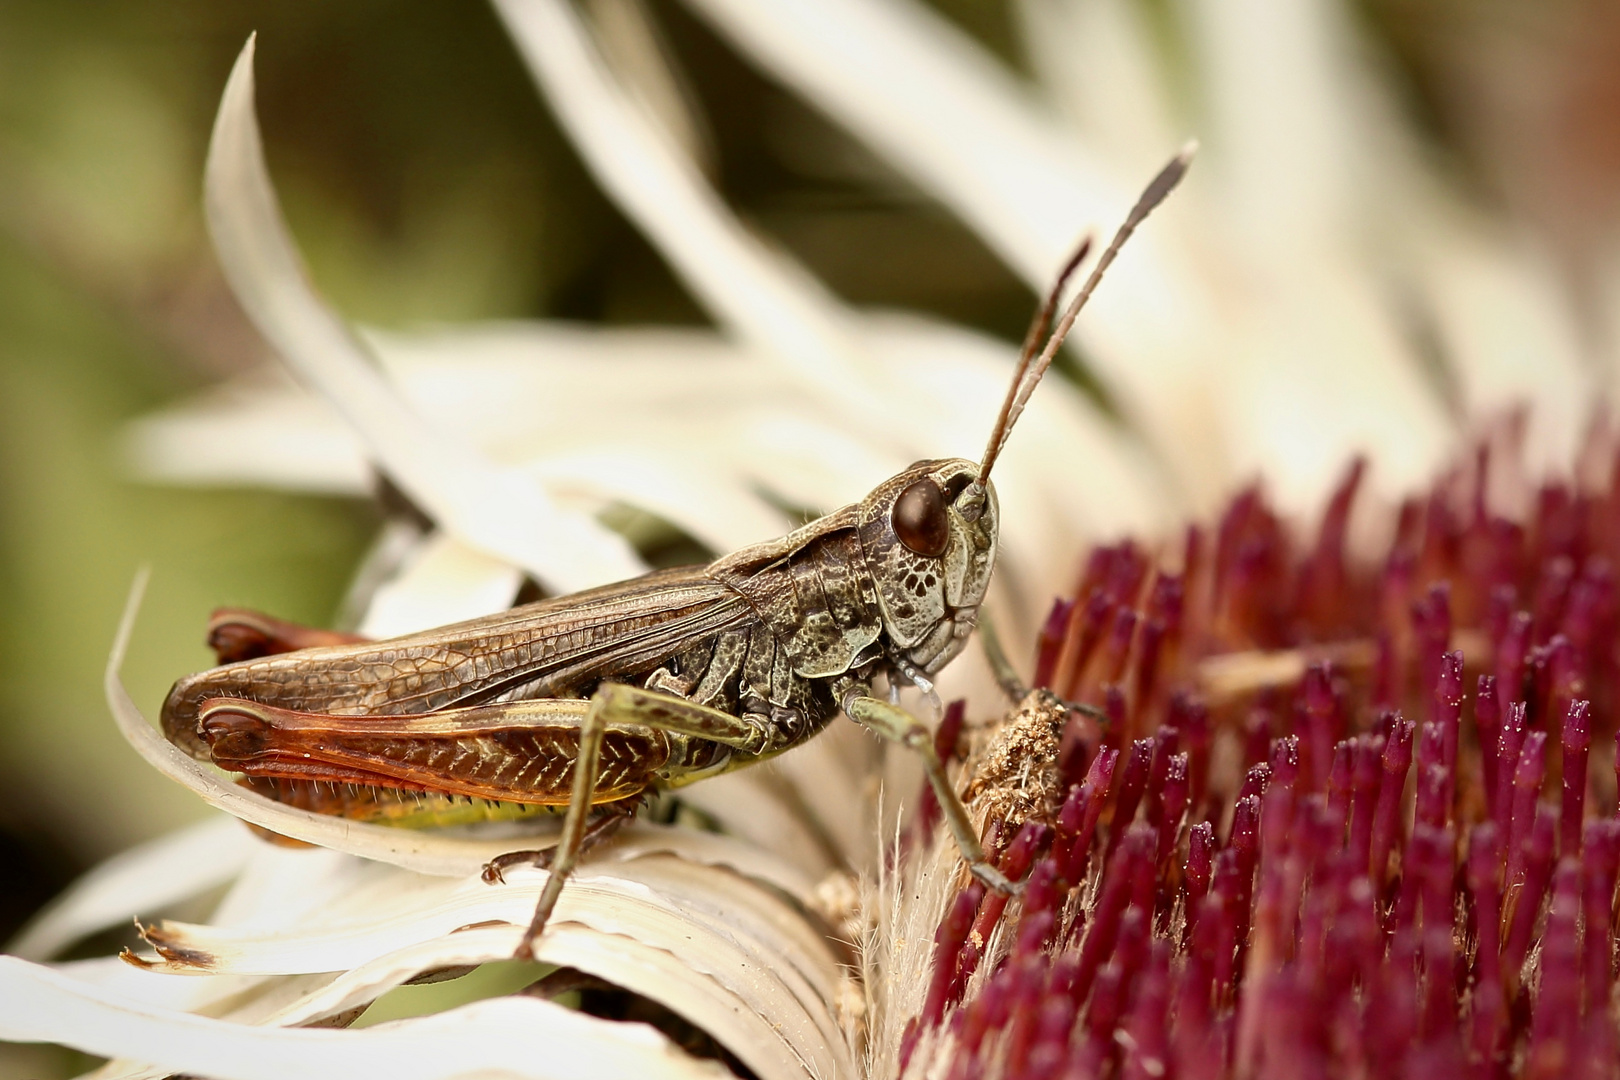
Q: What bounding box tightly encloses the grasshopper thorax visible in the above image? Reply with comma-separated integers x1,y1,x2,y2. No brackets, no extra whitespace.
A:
858,458,997,676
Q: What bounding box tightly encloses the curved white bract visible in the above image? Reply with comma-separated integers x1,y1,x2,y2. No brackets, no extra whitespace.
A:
205,38,645,593
0,956,733,1080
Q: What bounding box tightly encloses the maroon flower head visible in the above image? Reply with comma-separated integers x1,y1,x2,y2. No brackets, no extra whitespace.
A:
908,438,1620,1079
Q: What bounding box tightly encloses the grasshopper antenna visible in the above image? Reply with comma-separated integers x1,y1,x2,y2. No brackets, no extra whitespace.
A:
974,234,1093,505
971,141,1197,498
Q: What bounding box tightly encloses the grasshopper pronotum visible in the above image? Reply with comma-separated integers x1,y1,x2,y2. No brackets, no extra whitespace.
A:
162,147,1192,958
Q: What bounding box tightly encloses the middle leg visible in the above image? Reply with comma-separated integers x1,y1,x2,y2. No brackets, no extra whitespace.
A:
481,799,637,883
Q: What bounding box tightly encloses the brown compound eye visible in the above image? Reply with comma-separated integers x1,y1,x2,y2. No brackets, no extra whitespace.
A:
893,478,950,557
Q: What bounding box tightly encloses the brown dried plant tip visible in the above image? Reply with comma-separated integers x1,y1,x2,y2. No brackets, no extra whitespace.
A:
962,690,1071,836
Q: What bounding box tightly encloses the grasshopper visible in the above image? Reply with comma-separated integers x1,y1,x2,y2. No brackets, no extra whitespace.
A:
161,148,1191,958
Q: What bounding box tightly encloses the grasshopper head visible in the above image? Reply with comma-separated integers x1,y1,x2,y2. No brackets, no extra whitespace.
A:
857,458,998,675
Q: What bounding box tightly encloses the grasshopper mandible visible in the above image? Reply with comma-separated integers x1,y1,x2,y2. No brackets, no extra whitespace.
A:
161,148,1192,958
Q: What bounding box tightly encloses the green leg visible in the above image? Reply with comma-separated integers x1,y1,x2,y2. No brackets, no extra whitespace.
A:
515,696,605,960
977,609,1111,727
843,694,1020,895
512,683,774,959
976,609,1029,702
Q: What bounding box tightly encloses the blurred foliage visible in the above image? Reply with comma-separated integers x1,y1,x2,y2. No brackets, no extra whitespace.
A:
1363,0,1620,348
0,0,1614,987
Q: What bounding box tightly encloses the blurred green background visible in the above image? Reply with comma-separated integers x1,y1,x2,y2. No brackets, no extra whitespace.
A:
0,0,1614,956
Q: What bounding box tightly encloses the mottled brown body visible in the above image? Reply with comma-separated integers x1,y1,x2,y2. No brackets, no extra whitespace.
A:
161,459,993,823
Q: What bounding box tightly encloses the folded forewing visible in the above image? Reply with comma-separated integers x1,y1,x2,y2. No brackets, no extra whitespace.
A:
164,566,754,753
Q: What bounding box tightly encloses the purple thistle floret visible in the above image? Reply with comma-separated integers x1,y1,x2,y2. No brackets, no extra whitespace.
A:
906,440,1620,1080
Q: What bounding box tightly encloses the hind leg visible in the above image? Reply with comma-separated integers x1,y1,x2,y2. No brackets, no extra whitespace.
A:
205,608,370,663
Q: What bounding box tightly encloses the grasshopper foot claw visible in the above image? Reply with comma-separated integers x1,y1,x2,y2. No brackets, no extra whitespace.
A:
482,848,555,885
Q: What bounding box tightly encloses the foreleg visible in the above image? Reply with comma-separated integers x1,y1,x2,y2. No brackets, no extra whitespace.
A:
842,693,1019,895
978,608,1111,726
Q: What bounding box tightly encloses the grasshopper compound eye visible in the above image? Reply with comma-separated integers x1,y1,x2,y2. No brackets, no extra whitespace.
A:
893,478,950,557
